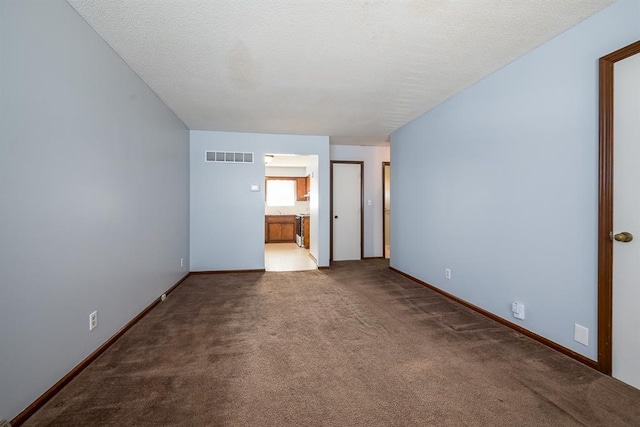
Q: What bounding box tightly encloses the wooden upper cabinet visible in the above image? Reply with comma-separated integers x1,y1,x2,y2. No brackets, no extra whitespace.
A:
306,175,311,196
296,177,307,201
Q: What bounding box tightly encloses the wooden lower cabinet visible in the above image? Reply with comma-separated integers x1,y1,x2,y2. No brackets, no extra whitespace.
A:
265,215,296,243
303,216,310,248
267,222,295,242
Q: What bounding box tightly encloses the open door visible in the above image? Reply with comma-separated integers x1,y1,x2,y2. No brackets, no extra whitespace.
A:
597,41,640,388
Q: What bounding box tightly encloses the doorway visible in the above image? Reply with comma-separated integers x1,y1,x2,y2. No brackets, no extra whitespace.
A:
330,161,363,261
597,40,640,386
383,162,390,259
264,154,317,272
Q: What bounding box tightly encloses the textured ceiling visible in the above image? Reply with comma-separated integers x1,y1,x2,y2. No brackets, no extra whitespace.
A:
67,0,614,146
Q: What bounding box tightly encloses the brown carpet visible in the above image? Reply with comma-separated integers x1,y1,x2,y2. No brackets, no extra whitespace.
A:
24,260,640,426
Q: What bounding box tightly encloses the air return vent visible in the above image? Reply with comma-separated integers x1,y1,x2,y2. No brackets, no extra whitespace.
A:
205,151,254,164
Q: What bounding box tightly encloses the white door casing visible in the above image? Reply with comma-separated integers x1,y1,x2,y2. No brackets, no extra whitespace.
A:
612,52,640,389
332,162,362,261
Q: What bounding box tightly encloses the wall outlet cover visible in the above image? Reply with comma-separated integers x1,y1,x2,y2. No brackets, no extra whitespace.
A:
511,302,525,320
89,311,98,331
574,323,589,346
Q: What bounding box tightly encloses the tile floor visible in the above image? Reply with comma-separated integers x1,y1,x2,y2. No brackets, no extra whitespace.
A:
265,243,318,272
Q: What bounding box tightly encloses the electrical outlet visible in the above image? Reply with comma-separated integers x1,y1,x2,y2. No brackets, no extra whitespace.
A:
574,324,589,346
445,268,451,279
180,258,184,267
89,311,98,331
511,302,525,320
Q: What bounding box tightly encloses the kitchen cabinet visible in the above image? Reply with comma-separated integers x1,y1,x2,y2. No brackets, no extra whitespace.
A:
265,215,296,243
296,177,307,201
303,216,310,248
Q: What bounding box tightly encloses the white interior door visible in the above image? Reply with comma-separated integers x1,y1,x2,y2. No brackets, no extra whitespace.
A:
332,163,361,261
612,51,640,390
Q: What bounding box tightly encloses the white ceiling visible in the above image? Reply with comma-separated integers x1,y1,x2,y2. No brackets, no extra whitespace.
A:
67,0,614,146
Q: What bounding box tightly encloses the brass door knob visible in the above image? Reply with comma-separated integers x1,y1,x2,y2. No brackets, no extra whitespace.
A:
614,232,634,243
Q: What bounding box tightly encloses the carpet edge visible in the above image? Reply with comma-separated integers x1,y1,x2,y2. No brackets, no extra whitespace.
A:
388,267,600,372
11,272,191,427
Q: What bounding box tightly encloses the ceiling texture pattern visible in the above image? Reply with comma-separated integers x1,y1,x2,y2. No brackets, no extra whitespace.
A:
67,0,614,146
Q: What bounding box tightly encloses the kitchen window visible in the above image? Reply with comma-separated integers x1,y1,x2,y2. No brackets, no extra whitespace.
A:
266,179,295,207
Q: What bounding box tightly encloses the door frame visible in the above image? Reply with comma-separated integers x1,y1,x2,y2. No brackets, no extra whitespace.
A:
382,162,390,259
597,40,640,375
330,161,364,262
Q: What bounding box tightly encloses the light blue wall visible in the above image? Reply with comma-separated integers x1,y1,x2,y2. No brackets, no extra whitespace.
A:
0,0,190,420
190,131,330,270
391,0,640,360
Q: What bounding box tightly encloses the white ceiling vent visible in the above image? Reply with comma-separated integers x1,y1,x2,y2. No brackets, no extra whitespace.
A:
205,151,254,164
